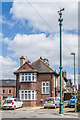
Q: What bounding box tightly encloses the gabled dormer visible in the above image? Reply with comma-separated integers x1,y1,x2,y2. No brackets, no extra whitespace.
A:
14,56,37,83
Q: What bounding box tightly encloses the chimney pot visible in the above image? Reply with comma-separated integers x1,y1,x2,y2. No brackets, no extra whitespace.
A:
27,60,31,63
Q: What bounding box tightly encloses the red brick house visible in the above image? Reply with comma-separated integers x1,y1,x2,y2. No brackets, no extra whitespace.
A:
0,79,16,101
66,79,73,93
14,56,73,106
53,72,73,99
14,56,59,106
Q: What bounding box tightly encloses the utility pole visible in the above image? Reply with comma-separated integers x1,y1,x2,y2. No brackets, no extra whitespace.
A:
71,52,76,112
58,8,65,114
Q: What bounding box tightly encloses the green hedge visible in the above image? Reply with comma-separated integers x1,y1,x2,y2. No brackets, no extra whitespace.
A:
77,90,80,112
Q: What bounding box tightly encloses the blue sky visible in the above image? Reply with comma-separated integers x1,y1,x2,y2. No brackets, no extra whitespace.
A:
0,1,78,83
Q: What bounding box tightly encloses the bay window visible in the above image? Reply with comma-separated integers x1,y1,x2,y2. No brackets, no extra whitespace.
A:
20,90,36,101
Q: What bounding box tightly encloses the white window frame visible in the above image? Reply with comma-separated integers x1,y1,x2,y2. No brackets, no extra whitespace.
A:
42,82,49,94
8,89,11,94
20,73,37,82
19,90,36,101
2,89,5,94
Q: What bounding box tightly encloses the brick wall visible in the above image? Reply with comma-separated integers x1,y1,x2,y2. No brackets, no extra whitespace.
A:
36,73,55,106
16,74,19,98
0,87,16,100
20,82,37,90
16,73,55,106
23,101,36,106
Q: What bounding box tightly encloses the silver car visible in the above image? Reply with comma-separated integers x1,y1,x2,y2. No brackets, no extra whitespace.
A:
44,97,60,109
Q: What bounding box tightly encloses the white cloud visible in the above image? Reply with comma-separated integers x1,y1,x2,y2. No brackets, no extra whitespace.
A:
0,16,15,27
0,33,3,37
3,32,78,67
0,56,18,79
10,1,78,33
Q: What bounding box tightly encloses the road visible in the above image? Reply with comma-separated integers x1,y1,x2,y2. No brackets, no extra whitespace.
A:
0,107,79,120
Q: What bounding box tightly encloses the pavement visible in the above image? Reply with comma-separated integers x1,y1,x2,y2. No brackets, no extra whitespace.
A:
0,106,79,119
1,118,79,120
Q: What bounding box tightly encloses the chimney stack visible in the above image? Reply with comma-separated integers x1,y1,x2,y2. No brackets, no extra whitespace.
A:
59,71,67,78
27,60,31,63
20,56,25,67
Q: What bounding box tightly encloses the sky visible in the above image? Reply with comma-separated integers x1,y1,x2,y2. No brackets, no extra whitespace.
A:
0,0,79,85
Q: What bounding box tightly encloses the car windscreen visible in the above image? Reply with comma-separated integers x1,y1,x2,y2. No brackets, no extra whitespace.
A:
4,100,12,103
45,98,54,101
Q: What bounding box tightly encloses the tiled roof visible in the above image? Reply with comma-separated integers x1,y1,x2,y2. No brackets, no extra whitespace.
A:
0,79,16,87
14,58,56,74
30,59,55,73
14,62,37,74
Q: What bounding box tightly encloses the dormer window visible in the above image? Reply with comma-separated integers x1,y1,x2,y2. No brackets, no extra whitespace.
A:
20,73,37,82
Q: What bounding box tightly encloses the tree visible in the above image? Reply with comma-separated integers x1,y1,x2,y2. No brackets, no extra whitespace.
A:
77,85,80,112
40,56,50,66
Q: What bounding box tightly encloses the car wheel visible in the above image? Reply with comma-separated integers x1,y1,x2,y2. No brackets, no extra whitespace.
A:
44,107,47,109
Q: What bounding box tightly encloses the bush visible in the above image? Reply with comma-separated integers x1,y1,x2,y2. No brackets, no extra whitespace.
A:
77,90,80,112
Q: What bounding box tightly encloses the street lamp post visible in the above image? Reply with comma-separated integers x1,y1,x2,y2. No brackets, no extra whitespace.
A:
58,8,64,114
71,52,76,112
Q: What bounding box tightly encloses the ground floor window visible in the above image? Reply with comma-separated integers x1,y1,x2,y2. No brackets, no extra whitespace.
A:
20,90,36,101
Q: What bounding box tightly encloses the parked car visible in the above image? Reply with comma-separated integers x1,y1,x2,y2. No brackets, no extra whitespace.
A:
2,98,23,110
68,96,78,108
44,97,60,109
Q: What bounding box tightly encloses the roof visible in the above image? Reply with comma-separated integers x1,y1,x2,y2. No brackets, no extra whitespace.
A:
14,62,37,74
63,76,68,82
14,59,56,74
30,59,55,73
0,79,16,87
